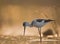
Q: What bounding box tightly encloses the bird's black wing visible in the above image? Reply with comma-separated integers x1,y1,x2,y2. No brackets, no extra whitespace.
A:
36,19,44,22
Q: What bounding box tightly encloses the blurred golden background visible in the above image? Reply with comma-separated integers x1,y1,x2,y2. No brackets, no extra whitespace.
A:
0,0,60,37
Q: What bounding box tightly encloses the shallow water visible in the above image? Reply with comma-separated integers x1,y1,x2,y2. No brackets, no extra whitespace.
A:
0,36,60,44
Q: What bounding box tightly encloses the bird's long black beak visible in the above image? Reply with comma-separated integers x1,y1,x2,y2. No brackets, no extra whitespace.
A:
24,26,26,36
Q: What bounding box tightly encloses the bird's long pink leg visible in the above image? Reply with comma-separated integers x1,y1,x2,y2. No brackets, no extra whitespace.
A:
38,28,42,43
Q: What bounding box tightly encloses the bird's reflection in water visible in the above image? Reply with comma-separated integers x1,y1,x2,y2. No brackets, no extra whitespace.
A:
30,41,59,44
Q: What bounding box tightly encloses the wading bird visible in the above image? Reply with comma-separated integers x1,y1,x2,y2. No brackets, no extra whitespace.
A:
23,19,54,42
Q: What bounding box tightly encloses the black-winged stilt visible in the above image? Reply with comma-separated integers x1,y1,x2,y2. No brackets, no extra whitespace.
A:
23,19,54,42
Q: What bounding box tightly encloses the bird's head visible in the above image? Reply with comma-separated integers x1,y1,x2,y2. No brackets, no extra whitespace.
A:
23,22,30,27
23,22,30,36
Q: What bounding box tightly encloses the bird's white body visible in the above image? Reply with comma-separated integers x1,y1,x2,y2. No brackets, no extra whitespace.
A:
31,19,47,28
